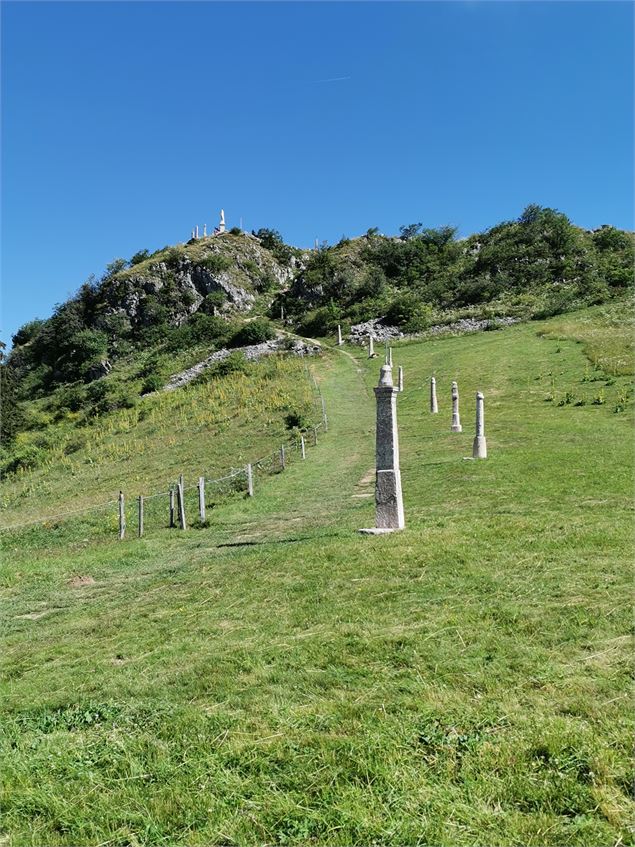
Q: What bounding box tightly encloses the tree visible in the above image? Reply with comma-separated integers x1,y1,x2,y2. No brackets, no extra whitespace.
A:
130,249,150,266
0,341,24,444
254,228,284,250
399,223,422,241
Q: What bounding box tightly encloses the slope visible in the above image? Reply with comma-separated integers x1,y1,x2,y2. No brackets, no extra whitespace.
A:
1,306,633,847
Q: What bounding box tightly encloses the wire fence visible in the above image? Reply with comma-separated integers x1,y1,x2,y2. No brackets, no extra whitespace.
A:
1,368,328,541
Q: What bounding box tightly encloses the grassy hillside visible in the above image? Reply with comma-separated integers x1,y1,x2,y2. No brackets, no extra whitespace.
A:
1,304,633,846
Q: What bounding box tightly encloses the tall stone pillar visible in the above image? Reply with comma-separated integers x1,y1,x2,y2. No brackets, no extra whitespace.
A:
368,335,374,358
360,364,405,533
337,325,343,346
450,381,462,432
472,391,487,458
430,377,438,413
398,365,404,392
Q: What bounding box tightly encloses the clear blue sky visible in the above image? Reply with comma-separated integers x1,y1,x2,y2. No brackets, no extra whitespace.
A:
2,1,633,343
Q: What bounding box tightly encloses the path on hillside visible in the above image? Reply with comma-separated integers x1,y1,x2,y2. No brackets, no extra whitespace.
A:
208,343,376,543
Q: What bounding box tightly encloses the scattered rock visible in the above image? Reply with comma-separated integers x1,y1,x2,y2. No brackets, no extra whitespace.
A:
349,318,403,344
424,316,519,337
164,336,321,391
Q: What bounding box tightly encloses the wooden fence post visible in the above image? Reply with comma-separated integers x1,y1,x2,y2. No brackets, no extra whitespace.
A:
138,495,144,538
177,481,187,530
118,491,125,540
313,426,318,447
321,397,328,432
169,488,175,528
300,435,306,459
280,445,286,470
198,476,206,523
246,463,254,497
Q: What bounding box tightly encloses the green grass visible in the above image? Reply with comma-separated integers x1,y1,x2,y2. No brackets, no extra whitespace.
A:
1,355,316,528
1,307,633,846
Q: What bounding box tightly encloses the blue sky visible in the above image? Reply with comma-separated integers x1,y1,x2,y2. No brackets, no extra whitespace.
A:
2,1,633,343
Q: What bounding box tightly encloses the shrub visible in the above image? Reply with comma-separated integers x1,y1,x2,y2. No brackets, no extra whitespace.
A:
201,254,232,274
229,227,242,236
130,249,150,266
1,444,46,475
385,293,434,332
201,291,228,315
284,410,310,431
141,373,163,394
229,319,276,347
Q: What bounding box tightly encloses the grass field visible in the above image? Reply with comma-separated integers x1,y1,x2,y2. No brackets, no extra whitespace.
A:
1,305,633,846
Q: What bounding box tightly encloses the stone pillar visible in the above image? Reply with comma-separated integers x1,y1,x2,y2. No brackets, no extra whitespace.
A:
388,347,393,367
368,335,374,358
360,364,405,532
450,381,462,432
430,377,438,414
472,391,487,459
398,365,404,393
195,225,199,239
337,325,343,346
203,224,207,237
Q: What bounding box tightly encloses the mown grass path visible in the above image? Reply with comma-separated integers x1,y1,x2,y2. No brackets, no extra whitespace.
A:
2,313,633,847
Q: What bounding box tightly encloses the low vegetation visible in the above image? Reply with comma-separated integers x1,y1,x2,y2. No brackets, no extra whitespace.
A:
1,304,632,845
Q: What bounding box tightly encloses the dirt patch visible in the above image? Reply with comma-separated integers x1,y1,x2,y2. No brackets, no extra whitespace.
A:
15,610,50,621
67,575,96,588
355,468,375,487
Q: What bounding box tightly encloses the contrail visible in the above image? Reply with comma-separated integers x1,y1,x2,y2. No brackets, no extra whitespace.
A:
312,76,351,83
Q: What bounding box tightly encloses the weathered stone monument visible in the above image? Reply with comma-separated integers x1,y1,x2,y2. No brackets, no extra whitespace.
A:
473,391,487,458
359,363,405,533
368,335,374,358
337,325,343,346
450,381,462,432
430,377,438,413
218,209,226,233
398,365,404,392
195,225,199,239
203,223,207,237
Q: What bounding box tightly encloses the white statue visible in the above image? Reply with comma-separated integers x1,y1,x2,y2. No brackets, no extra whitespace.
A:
219,209,226,233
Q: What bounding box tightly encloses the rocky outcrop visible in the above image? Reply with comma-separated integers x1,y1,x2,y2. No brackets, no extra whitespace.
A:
102,232,295,329
164,337,321,391
349,318,404,344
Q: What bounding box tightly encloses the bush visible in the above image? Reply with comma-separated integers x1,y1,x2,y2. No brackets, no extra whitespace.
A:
297,305,343,338
284,410,310,431
201,291,228,315
141,373,163,394
201,254,232,274
130,249,150,266
1,444,46,475
229,319,276,347
385,293,434,332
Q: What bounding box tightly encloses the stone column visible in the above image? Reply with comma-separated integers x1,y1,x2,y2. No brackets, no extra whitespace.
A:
450,381,462,432
388,347,393,367
337,325,343,346
472,391,487,458
360,364,405,532
195,225,199,239
430,377,438,414
368,335,374,358
398,365,404,392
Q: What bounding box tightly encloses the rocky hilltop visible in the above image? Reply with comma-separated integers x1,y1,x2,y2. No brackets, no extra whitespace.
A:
103,230,302,330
